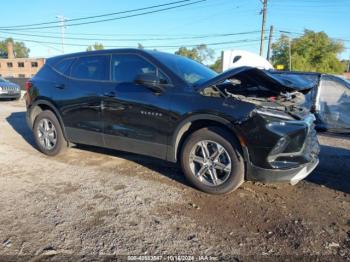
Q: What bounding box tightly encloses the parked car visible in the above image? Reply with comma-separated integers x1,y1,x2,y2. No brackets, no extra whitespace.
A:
25,49,319,194
0,77,21,100
270,71,350,134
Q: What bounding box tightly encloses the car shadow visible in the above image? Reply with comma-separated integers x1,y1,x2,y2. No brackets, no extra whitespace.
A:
6,111,350,194
75,144,188,187
307,143,350,194
6,111,189,188
6,111,36,147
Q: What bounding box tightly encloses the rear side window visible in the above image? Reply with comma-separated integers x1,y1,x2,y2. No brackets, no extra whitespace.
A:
54,58,76,75
71,55,110,81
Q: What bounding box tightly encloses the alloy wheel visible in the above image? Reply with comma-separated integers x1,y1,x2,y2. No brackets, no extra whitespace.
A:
189,140,232,187
37,118,57,150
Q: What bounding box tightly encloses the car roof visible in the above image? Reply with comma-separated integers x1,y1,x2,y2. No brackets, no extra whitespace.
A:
46,48,162,65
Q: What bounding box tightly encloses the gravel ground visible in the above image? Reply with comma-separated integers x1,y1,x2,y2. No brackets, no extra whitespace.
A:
0,99,349,261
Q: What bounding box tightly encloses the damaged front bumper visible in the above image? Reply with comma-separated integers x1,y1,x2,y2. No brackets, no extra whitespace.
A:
238,112,320,184
245,155,319,185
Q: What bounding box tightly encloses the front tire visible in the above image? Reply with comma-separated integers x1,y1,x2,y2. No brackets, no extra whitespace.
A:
181,127,245,194
33,110,67,156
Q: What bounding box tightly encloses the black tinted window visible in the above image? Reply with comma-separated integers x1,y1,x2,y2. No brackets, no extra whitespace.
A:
71,55,109,81
54,58,75,75
112,54,156,83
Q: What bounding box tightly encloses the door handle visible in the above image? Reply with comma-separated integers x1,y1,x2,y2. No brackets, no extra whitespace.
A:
103,91,116,97
55,84,65,89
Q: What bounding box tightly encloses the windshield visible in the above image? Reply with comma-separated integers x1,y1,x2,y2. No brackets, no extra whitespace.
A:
152,52,217,87
0,77,8,83
338,76,350,87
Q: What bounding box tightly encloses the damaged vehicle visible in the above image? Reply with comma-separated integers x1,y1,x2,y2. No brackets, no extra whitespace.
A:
25,49,319,194
270,71,350,134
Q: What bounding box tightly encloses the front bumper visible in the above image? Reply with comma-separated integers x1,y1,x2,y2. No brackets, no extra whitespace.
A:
238,112,320,184
246,156,319,184
0,91,21,99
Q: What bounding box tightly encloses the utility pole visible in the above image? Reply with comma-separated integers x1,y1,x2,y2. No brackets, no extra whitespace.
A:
280,30,293,71
288,37,292,71
56,15,67,54
259,0,268,56
266,25,273,61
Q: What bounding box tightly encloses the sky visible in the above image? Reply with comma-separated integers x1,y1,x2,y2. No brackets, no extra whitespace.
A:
0,0,349,62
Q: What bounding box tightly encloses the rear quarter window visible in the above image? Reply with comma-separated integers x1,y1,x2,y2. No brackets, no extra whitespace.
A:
70,55,110,81
53,58,76,76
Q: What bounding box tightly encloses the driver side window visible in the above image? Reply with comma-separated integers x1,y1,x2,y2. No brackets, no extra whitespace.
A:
111,54,170,85
112,54,157,83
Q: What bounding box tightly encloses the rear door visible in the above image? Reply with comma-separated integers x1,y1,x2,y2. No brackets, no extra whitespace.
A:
101,53,173,159
61,54,110,146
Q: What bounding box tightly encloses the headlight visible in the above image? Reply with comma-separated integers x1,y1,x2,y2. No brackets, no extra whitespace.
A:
255,108,295,121
0,87,2,91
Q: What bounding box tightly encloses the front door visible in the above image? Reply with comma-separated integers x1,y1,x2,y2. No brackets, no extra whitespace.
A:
102,53,173,159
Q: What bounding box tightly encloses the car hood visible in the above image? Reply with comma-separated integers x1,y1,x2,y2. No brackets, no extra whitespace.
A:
195,66,316,93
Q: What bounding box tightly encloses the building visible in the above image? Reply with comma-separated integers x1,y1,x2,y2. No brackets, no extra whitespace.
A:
344,72,350,80
0,42,45,78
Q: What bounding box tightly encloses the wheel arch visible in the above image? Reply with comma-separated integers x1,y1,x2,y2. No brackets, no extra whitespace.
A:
167,114,245,163
29,100,68,140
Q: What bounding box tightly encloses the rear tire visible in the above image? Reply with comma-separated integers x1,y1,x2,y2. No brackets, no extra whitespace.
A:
181,127,245,194
33,110,67,156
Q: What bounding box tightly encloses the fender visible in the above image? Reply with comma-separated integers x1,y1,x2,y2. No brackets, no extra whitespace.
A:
167,113,241,162
28,99,68,140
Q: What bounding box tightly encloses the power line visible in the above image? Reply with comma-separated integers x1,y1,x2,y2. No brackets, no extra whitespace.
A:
271,2,349,8
0,28,261,37
0,36,265,49
0,0,206,30
0,30,263,42
277,30,350,42
0,0,192,29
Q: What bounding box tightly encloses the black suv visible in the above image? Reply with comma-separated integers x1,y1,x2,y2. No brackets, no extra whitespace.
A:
26,49,319,194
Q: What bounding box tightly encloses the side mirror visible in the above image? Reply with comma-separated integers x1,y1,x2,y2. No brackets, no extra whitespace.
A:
134,73,164,93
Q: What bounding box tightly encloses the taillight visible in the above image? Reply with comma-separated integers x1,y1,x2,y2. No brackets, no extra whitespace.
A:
25,80,32,92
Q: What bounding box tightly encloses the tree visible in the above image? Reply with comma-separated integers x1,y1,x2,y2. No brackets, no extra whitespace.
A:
0,38,30,58
271,30,346,74
137,43,144,49
175,44,214,64
210,56,222,73
87,43,104,51
341,59,349,72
